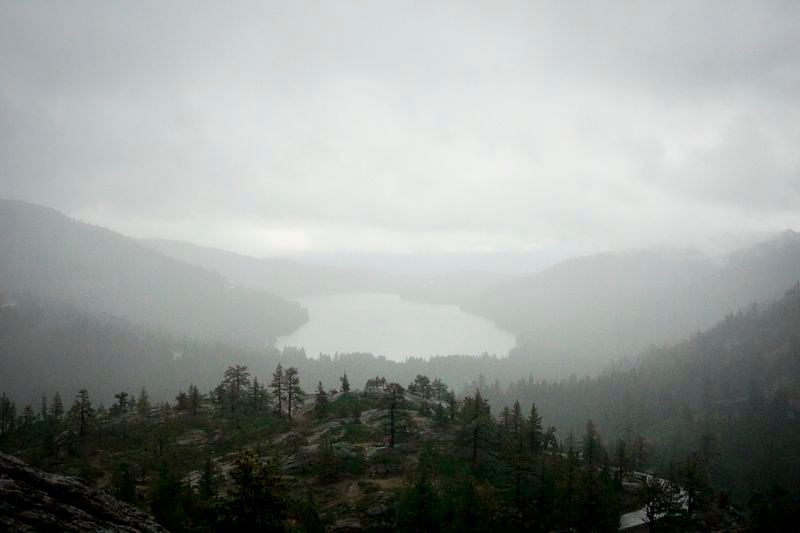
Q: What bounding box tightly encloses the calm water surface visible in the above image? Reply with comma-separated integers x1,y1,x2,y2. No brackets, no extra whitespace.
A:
277,293,516,361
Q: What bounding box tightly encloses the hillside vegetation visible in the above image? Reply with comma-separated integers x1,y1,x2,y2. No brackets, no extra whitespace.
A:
0,200,307,346
0,368,746,532
466,232,800,375
480,283,800,506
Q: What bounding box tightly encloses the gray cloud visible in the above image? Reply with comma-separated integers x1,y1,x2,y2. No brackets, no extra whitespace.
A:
1,1,799,258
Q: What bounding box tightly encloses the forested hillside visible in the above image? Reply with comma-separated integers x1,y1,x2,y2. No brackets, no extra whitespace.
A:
3,282,799,529
480,283,800,505
0,292,525,407
0,366,749,532
1,205,798,527
467,232,800,376
0,200,307,345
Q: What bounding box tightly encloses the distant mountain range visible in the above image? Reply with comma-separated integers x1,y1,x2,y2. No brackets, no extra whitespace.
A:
0,200,307,347
140,238,397,299
482,275,800,505
140,238,513,306
464,231,800,375
2,198,799,381
144,225,800,378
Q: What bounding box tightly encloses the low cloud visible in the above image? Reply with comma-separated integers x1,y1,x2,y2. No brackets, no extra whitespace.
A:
1,1,799,258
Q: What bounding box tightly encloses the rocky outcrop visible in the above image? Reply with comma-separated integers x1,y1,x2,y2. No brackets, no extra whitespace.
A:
329,517,363,532
0,453,167,532
283,444,319,474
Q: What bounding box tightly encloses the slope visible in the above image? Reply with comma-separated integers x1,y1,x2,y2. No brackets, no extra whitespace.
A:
0,199,307,345
466,232,800,375
488,283,800,504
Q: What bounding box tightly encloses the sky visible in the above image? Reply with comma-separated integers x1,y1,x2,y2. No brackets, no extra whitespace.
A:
1,1,799,268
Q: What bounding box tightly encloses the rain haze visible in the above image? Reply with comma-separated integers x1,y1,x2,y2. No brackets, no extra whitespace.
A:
2,4,800,529
1,1,799,266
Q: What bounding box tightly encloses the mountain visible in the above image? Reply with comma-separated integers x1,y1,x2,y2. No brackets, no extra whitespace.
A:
0,200,307,346
398,269,515,306
484,282,800,505
0,453,166,532
0,295,207,405
1,344,751,531
141,238,397,298
0,290,510,407
141,238,512,306
466,232,800,375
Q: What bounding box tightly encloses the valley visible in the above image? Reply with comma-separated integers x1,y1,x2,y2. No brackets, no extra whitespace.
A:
276,293,515,362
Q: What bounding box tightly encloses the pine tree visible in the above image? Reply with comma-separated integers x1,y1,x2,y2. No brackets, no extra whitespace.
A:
528,401,543,453
543,425,558,450
211,383,227,412
386,382,405,448
111,462,136,503
22,405,34,428
1,394,17,434
226,450,287,530
284,367,304,420
250,377,263,412
136,387,151,416
340,372,350,393
199,456,218,500
640,476,670,530
581,419,604,468
499,406,511,450
314,381,328,418
463,390,492,465
224,365,251,394
431,378,448,400
510,399,524,451
175,390,189,411
271,363,285,416
315,437,339,483
501,405,511,430
448,389,456,421
612,438,628,489
40,392,48,422
69,389,94,436
50,392,64,422
409,375,432,399
112,391,130,416
150,462,189,531
682,453,710,523
188,384,201,416
573,420,617,531
564,430,578,527
396,468,441,531
223,365,251,413
434,402,446,423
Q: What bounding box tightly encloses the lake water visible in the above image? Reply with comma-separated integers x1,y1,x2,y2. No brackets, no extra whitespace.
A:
276,293,516,361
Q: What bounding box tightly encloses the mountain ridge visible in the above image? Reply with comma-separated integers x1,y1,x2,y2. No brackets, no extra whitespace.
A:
0,199,308,346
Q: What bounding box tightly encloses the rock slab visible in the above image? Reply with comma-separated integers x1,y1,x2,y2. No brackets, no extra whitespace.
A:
0,452,167,532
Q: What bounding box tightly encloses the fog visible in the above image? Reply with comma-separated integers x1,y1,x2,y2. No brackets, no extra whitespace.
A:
2,4,800,530
2,0,800,386
1,1,799,265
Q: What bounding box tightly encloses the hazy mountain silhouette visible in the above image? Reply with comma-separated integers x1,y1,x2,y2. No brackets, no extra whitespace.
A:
467,232,800,374
141,238,514,306
141,238,396,298
0,200,307,346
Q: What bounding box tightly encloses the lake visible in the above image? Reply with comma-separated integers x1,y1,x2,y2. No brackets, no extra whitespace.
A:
276,293,516,361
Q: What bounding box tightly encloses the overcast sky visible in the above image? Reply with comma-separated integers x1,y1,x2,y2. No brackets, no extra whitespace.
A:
1,1,799,266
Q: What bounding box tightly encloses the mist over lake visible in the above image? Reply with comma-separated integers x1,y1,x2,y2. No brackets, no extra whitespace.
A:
276,293,516,361
3,3,800,530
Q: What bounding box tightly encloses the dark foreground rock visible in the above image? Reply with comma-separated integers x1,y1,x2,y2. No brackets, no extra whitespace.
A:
0,453,167,532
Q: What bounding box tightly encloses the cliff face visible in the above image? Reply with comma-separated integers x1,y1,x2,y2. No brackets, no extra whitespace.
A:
0,453,167,532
